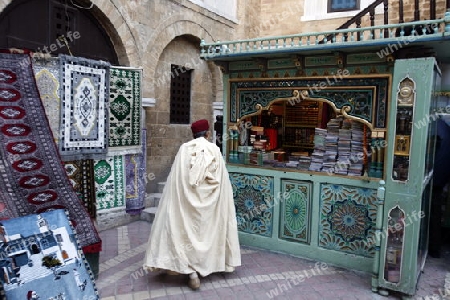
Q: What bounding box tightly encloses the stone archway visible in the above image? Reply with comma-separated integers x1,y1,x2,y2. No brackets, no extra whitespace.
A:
143,18,225,192
143,17,219,98
0,0,140,67
91,0,141,66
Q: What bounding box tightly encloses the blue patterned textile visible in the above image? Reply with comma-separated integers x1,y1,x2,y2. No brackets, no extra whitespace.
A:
0,210,99,299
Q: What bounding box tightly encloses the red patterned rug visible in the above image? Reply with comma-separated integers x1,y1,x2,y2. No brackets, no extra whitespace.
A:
0,51,101,252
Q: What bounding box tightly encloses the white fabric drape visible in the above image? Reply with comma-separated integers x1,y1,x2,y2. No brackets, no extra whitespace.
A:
143,137,241,276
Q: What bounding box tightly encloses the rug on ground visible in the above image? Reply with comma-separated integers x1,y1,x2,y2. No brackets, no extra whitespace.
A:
0,209,99,300
0,52,101,252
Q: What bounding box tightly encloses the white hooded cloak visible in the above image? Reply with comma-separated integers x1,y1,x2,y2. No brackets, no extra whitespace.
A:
143,137,241,276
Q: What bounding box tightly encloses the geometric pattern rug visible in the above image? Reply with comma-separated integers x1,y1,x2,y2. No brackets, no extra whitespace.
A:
94,156,125,210
59,54,110,161
0,52,101,252
108,66,143,155
125,128,146,215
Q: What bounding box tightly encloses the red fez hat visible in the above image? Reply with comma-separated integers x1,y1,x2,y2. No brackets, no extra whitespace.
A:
191,119,209,134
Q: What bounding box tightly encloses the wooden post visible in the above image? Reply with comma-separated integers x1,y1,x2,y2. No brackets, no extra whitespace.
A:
356,17,361,41
430,0,436,20
371,180,386,293
384,0,389,38
414,0,420,21
370,8,375,39
399,0,404,23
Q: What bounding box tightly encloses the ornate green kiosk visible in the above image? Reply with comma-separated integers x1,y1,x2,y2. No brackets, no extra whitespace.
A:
200,16,449,297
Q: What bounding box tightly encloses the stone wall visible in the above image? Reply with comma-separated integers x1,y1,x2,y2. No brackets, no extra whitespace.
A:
145,35,215,191
88,0,243,193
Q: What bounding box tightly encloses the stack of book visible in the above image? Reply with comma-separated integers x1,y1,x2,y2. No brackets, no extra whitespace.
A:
304,118,369,177
334,120,352,175
285,161,300,168
348,121,366,176
309,127,327,172
298,155,312,170
322,118,341,174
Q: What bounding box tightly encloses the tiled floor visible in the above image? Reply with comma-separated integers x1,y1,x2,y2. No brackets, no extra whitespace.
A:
95,220,450,299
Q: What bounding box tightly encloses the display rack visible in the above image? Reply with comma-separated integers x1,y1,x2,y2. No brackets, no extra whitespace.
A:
283,100,323,150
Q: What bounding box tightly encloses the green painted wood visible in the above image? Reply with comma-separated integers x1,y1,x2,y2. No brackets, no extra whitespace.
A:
200,19,448,60
222,51,391,273
217,36,441,295
304,55,338,67
229,61,259,71
279,180,311,244
228,66,392,79
347,53,386,64
376,57,440,296
371,180,386,292
228,77,389,128
267,58,297,69
227,164,380,273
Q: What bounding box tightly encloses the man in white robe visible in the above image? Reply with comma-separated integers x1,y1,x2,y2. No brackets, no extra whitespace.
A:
143,119,241,290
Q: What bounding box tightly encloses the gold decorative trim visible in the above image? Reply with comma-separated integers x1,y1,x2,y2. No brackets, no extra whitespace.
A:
237,89,374,130
300,90,374,131
435,91,450,97
230,74,392,130
237,89,306,122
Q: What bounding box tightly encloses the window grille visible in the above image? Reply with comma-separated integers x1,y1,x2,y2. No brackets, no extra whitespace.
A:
170,64,192,124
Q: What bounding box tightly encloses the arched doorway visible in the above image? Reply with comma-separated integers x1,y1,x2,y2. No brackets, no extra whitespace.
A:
0,0,118,64
31,243,40,255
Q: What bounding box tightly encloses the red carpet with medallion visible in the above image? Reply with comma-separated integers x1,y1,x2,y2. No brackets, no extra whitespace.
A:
0,51,101,252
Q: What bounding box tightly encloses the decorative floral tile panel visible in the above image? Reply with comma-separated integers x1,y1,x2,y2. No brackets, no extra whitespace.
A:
279,180,311,244
319,183,378,257
230,173,274,237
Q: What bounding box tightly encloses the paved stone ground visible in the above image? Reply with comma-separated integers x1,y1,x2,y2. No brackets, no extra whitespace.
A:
96,220,450,300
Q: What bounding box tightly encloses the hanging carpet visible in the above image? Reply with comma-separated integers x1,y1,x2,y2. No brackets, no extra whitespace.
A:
31,56,61,143
108,66,143,155
59,54,110,160
125,128,147,215
0,52,101,252
94,155,125,210
64,159,97,219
